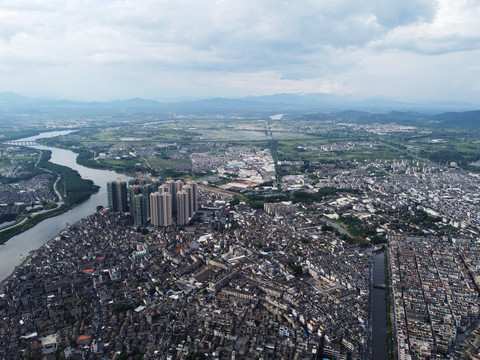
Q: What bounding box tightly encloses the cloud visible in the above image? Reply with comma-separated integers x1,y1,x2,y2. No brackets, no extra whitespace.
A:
369,0,480,54
0,1,436,65
0,0,479,102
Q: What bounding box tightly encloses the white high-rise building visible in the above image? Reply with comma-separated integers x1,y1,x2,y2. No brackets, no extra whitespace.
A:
165,179,183,213
185,182,198,217
150,191,172,227
176,190,190,226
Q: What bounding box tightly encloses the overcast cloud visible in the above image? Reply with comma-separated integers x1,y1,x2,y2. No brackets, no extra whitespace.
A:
0,0,479,103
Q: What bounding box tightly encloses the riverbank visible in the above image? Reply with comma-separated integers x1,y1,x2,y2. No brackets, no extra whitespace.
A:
1,129,47,141
37,150,99,205
0,130,130,281
38,136,143,176
0,149,99,244
0,205,70,245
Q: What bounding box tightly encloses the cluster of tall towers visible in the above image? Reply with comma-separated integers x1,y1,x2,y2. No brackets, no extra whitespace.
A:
107,179,198,227
150,180,198,227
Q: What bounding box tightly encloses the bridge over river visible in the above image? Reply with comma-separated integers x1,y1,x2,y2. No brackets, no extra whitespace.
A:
2,140,39,146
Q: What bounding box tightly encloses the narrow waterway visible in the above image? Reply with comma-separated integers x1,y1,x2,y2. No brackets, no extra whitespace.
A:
0,130,130,281
372,250,389,359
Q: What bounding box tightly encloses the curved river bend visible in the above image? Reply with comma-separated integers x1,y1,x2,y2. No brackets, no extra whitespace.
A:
0,131,129,281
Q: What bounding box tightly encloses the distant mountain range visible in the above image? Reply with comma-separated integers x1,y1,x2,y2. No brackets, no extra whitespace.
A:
1,91,479,127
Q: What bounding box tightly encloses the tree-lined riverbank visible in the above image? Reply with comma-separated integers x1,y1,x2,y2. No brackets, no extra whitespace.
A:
0,130,129,281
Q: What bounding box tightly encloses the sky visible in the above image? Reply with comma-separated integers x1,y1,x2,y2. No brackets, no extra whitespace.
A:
1,0,480,103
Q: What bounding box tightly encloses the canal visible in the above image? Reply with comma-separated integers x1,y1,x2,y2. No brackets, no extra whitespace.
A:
372,250,389,359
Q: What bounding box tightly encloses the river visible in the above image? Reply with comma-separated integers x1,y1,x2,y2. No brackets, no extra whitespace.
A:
0,130,130,281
